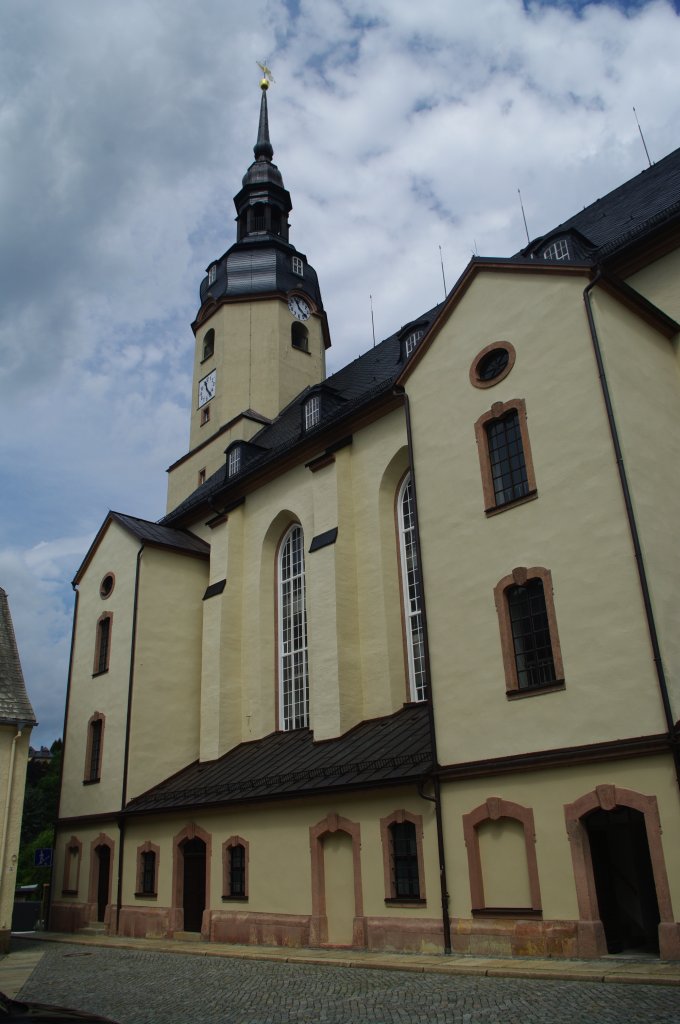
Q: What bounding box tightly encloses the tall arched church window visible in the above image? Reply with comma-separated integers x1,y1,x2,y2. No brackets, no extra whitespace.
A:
278,524,309,729
398,475,426,702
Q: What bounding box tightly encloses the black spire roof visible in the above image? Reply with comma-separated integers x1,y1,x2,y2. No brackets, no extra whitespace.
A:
197,84,323,313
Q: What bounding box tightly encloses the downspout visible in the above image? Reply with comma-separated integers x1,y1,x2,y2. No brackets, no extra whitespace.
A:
0,722,25,932
115,543,144,934
401,389,452,954
583,274,680,790
48,583,81,930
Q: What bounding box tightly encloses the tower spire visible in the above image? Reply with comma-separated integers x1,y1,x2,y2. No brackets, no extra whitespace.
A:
254,64,274,162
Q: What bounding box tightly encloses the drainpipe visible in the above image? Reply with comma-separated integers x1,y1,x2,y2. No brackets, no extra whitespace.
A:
583,274,680,790
48,584,80,929
401,389,452,954
115,543,144,934
0,722,25,931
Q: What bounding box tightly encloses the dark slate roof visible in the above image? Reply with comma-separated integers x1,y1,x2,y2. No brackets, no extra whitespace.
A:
163,305,441,525
521,145,680,261
109,512,209,556
126,702,432,813
0,588,37,727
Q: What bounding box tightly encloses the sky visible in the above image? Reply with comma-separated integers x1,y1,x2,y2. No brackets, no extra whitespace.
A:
1,0,679,746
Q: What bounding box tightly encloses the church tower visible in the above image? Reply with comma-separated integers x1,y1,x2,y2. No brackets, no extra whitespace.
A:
166,76,330,512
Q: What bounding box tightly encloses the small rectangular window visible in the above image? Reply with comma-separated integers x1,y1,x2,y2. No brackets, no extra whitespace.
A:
230,845,246,897
292,256,304,276
390,821,420,898
507,579,556,689
198,468,206,486
201,406,210,426
405,329,423,357
208,264,217,285
88,719,102,781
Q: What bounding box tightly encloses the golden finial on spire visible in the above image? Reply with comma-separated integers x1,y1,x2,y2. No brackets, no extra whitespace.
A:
256,61,275,90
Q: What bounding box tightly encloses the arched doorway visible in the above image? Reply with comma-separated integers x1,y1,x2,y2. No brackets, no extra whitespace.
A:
95,844,110,923
181,837,206,933
565,785,678,959
584,806,660,954
309,813,366,947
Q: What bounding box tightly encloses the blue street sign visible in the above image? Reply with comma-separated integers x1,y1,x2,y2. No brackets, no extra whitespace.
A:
34,848,53,867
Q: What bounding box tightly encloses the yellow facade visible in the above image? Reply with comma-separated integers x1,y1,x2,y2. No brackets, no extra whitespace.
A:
53,122,680,959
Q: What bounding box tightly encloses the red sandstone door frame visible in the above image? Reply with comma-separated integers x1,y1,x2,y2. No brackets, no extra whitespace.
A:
171,824,212,937
564,785,680,960
309,813,366,947
87,833,114,927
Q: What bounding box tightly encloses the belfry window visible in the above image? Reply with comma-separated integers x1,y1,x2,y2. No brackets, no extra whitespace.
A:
278,524,309,730
398,475,426,702
291,322,309,351
251,203,266,232
93,614,112,676
202,329,215,360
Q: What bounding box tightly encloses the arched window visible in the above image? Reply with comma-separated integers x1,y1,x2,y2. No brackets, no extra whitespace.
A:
278,524,309,730
93,613,112,676
84,712,105,783
397,475,426,702
202,328,215,360
494,567,564,696
291,322,309,351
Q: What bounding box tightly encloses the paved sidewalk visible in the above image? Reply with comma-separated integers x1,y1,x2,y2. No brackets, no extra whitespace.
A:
11,929,680,988
0,942,45,997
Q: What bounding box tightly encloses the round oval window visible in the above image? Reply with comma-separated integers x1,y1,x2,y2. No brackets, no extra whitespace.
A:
100,574,115,599
477,348,509,382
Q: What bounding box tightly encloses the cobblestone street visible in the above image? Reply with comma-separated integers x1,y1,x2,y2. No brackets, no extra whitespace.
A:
14,942,680,1024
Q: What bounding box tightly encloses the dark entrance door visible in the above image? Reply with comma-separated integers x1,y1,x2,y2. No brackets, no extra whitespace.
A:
182,837,206,932
96,844,110,923
585,806,660,954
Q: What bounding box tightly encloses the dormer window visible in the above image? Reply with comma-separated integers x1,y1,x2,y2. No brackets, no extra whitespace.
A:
304,395,321,431
292,256,304,276
543,238,570,261
228,446,241,478
405,329,424,357
208,264,217,285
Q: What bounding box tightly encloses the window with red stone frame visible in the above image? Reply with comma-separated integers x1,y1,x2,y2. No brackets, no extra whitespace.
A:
222,837,248,900
84,712,105,783
474,399,537,515
135,842,159,897
494,567,565,698
93,612,113,675
380,810,426,904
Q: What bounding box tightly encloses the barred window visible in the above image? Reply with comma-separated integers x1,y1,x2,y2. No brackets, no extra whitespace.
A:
141,851,156,895
279,525,309,730
228,446,241,477
398,475,426,702
390,821,420,898
229,844,246,897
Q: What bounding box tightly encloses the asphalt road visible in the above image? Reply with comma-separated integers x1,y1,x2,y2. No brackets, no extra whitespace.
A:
15,941,680,1024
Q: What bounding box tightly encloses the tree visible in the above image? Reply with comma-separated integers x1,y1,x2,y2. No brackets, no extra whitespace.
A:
18,741,62,886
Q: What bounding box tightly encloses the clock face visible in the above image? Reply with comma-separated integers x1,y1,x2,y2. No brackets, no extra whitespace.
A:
198,369,216,408
288,295,311,321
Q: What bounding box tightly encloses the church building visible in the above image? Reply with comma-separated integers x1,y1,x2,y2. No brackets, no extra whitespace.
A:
53,80,680,959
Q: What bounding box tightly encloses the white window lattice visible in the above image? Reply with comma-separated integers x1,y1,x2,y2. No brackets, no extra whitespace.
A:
405,330,424,356
208,264,217,284
543,238,570,261
398,475,426,702
279,525,309,729
292,256,304,276
304,395,320,430
228,447,241,477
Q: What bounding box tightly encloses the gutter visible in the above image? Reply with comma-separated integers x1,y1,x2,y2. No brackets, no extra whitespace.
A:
114,543,144,934
401,389,452,954
583,274,680,789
